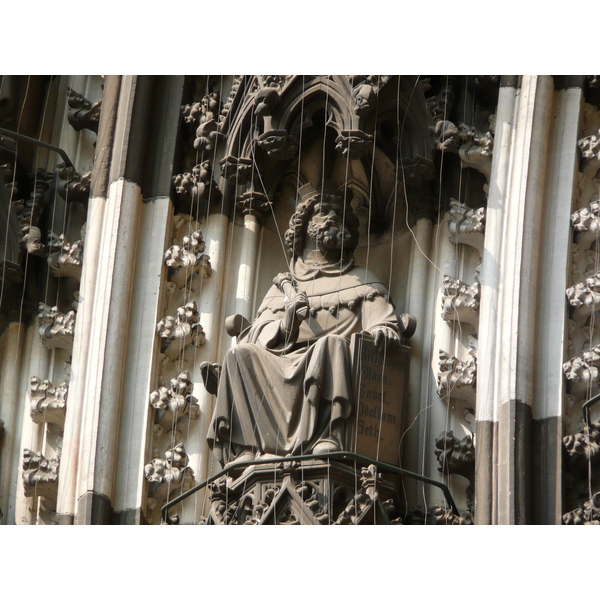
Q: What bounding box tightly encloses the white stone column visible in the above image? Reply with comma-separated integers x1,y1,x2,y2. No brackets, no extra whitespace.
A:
0,322,26,524
187,211,230,523
55,195,105,522
112,197,172,523
74,178,142,523
233,214,262,321
474,83,518,524
531,86,582,523
476,76,555,524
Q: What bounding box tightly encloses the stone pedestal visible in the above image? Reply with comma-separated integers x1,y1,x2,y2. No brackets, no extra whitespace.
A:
197,459,402,525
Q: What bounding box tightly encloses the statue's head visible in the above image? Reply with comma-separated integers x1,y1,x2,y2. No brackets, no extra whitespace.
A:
284,182,360,259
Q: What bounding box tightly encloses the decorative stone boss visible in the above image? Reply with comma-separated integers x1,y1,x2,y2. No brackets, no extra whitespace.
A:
202,182,415,469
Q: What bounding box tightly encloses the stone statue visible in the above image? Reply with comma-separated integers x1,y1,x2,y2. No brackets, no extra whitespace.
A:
204,182,411,468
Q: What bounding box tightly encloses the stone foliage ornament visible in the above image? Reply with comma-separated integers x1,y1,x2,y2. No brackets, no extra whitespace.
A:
47,230,84,280
164,229,211,288
20,225,45,256
438,345,477,403
11,169,53,227
236,191,273,219
156,300,205,361
441,276,480,327
57,164,91,204
435,430,475,482
38,303,76,352
219,155,254,184
29,376,68,426
67,87,102,134
563,492,600,524
183,91,226,153
578,129,600,161
144,443,195,503
150,370,200,427
172,160,222,210
22,449,60,503
448,198,486,253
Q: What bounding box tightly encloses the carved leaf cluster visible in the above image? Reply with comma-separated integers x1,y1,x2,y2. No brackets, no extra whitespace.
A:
38,303,76,352
441,276,480,326
150,370,199,423
29,376,68,426
435,430,475,481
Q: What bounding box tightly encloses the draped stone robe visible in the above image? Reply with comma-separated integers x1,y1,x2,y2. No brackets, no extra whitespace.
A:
206,257,400,466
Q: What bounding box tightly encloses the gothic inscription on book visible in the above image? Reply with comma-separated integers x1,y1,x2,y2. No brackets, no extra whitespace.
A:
350,333,409,466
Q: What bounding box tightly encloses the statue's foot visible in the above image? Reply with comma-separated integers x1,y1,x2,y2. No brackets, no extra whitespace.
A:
224,448,255,469
312,439,341,455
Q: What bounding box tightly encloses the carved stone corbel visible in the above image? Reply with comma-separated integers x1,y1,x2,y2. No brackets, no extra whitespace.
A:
67,87,102,134
156,300,205,361
20,225,45,256
164,229,212,288
457,116,495,181
29,376,68,426
563,492,600,524
571,200,600,250
144,443,195,503
441,276,480,327
255,130,299,160
236,191,273,220
12,169,53,227
334,130,374,160
150,370,200,427
183,91,226,154
437,346,477,403
448,198,486,254
57,164,91,204
563,346,600,393
38,303,75,352
219,156,254,184
172,160,222,209
22,449,59,503
435,430,475,482
578,129,600,162
47,230,84,280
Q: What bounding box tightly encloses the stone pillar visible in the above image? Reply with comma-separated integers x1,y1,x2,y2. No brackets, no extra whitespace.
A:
0,322,26,523
402,216,433,504
476,76,555,524
530,84,582,524
56,76,121,524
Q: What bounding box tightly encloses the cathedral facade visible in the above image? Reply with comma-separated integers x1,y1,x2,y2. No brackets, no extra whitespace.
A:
0,75,595,524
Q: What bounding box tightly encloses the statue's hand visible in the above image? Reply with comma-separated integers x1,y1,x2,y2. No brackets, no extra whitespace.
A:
370,327,400,351
285,291,310,321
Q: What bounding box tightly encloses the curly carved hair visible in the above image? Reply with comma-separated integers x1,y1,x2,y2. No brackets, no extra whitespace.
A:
284,184,360,259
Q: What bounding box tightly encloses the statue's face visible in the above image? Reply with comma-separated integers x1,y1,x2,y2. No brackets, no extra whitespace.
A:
306,203,352,250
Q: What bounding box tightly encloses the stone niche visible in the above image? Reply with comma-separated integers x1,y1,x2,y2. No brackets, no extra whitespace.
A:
347,333,410,467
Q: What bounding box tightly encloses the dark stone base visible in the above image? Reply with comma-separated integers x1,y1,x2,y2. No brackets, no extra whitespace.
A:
194,459,402,525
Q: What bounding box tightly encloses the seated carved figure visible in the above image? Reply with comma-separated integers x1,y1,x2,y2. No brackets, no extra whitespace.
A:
205,182,409,468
